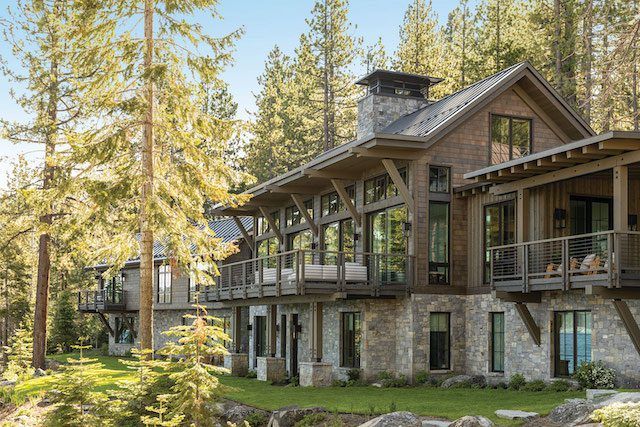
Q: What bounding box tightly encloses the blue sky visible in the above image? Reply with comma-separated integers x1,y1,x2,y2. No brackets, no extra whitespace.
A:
0,0,467,189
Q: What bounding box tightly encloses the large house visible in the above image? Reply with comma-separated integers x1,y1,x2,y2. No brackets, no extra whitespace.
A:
79,62,640,388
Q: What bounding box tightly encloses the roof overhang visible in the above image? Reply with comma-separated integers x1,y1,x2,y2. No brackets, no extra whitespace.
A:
464,131,640,196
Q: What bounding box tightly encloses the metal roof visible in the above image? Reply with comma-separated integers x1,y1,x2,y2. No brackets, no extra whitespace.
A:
355,69,444,86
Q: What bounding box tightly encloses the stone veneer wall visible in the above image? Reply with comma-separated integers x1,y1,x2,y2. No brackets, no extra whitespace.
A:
356,94,428,139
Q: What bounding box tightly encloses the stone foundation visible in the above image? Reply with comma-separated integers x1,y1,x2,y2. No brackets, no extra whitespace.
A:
257,357,286,383
299,362,333,387
224,353,249,377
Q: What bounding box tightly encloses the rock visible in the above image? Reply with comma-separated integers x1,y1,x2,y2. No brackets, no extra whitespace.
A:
0,380,16,387
548,399,595,426
223,404,270,426
449,415,494,427
592,392,640,409
586,389,618,401
33,368,47,377
469,375,487,388
494,410,538,421
358,412,421,427
45,359,62,371
371,382,383,388
268,406,326,427
422,420,452,427
441,375,472,388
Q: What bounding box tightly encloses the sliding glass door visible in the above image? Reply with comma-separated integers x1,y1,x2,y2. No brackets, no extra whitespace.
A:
322,219,354,263
484,200,516,283
368,205,407,283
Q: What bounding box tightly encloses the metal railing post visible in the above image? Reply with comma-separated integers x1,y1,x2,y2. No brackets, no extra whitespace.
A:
523,245,529,293
614,232,622,288
607,232,614,287
562,238,569,290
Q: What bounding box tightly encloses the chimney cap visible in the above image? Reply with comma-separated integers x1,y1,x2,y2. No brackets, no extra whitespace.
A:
355,69,444,87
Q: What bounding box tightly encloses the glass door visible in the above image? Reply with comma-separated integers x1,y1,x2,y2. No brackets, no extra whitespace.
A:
322,219,354,264
368,205,407,283
570,196,612,235
484,201,516,283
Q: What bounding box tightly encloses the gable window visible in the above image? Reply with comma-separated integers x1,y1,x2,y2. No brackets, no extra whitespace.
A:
285,200,313,227
484,200,516,283
430,312,450,370
115,316,135,344
364,169,406,204
321,186,355,217
429,166,450,193
490,312,505,372
491,115,532,164
554,311,591,376
157,264,172,304
341,312,361,368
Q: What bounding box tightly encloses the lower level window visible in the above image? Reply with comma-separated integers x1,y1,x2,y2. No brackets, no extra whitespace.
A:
554,310,591,376
490,312,505,372
254,316,267,360
157,264,172,304
341,312,362,368
430,312,450,370
115,316,135,344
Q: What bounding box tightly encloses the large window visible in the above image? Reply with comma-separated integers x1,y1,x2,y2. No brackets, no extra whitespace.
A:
257,211,280,235
157,264,172,304
322,219,354,263
104,274,123,304
570,196,612,235
554,311,591,376
429,166,450,193
115,316,135,344
428,202,449,285
288,229,314,262
254,316,267,365
491,115,532,164
430,312,450,370
285,200,313,227
364,169,407,204
490,312,505,372
484,200,516,283
321,185,355,216
368,206,408,282
341,312,362,368
257,237,279,268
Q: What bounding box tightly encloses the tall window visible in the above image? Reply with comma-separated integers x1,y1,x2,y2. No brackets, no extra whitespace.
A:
157,264,172,304
115,316,135,344
491,115,532,164
285,200,313,227
484,200,516,283
368,206,408,282
257,237,279,268
429,166,450,193
364,169,406,204
428,202,449,285
554,311,592,376
104,274,123,304
490,312,505,372
322,219,354,263
257,211,280,235
430,312,450,370
254,316,267,364
341,312,361,368
321,185,355,216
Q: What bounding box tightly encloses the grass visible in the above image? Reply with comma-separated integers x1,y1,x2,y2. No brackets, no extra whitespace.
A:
5,353,583,425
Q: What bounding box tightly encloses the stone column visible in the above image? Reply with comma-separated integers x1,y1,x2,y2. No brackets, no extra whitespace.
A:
225,306,249,376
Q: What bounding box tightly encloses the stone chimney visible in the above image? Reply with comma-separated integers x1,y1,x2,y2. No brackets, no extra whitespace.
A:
355,70,443,139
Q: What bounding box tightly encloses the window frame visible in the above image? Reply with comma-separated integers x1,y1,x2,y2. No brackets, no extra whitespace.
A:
483,199,516,284
157,264,172,304
553,310,592,377
364,168,406,205
115,316,136,344
429,312,451,370
429,166,450,194
489,114,533,165
490,312,505,373
340,311,362,368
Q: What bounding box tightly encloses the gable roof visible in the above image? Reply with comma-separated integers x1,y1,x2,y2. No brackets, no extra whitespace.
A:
380,61,594,142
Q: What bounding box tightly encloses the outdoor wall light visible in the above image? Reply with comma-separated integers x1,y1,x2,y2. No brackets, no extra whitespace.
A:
630,214,638,231
353,232,360,241
120,272,126,283
554,208,567,229
247,324,253,331
402,221,412,237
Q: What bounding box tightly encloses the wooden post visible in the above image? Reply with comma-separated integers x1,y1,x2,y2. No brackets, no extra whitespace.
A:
267,305,278,357
613,165,629,232
516,189,530,243
309,302,323,362
232,306,243,353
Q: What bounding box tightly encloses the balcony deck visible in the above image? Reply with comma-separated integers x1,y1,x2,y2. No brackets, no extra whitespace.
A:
203,249,414,303
78,289,127,313
489,231,640,293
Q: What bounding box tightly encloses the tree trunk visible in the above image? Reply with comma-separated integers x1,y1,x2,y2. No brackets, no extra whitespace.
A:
554,0,562,91
3,267,8,348
495,0,501,73
582,0,593,123
633,0,639,131
32,1,59,368
322,0,331,152
139,0,155,354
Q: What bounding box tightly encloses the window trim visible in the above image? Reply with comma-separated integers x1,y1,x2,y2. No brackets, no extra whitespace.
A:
553,310,592,377
490,312,505,373
483,199,517,284
489,113,533,165
428,200,450,285
340,311,362,368
157,264,172,304
429,165,451,194
429,312,451,370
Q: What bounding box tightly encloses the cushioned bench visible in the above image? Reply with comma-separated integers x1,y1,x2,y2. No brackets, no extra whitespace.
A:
254,268,294,285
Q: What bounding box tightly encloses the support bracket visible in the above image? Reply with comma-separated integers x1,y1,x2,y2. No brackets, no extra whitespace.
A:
612,299,640,357
381,158,414,213
514,302,541,346
291,194,318,237
97,312,115,337
258,206,283,243
330,179,361,228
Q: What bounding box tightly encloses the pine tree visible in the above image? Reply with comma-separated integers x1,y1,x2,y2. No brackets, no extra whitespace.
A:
2,326,33,382
49,290,78,354
141,394,184,427
395,0,443,76
362,37,389,74
158,300,230,426
45,343,110,427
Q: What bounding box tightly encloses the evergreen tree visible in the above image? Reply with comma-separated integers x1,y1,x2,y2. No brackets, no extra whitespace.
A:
141,394,184,427
362,37,389,74
2,326,33,382
49,290,78,353
395,0,443,76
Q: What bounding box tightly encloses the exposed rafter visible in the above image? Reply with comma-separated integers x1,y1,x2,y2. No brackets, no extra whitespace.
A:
381,159,415,213
266,184,319,195
291,193,318,237
258,206,283,243
302,169,361,180
350,147,417,160
232,216,254,249
331,179,361,227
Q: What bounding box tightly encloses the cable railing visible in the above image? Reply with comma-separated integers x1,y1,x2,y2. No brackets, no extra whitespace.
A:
204,249,415,301
490,231,640,292
77,288,126,311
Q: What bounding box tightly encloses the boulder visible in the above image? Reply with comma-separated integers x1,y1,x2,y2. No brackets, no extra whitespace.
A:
593,392,640,409
0,380,16,387
422,421,451,427
494,410,538,421
33,368,47,377
268,406,326,427
441,375,471,389
449,415,493,427
586,389,618,401
358,411,421,427
223,404,270,426
45,359,62,371
547,399,595,426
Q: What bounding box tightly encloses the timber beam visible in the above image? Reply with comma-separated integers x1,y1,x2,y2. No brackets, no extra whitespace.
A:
331,179,361,227
267,305,278,357
97,312,115,337
291,194,318,237
585,286,640,299
310,301,323,362
266,184,319,195
302,169,361,180
232,306,243,353
258,206,283,243
381,158,415,213
349,147,416,160
232,216,254,249
493,291,542,303
514,302,541,346
612,299,640,357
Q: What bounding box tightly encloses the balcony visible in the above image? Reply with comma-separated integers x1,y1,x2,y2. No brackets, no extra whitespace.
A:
77,288,127,312
203,249,414,302
489,231,640,293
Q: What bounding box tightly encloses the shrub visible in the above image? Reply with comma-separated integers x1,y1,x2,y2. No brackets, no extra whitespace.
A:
2,327,34,382
246,370,257,379
522,379,547,391
546,379,572,392
388,401,397,413
376,371,407,388
289,375,299,386
332,379,347,387
573,361,616,389
592,402,640,427
508,373,527,390
415,370,429,385
346,368,361,382
493,382,508,389
99,342,109,356
295,413,327,427
246,411,269,427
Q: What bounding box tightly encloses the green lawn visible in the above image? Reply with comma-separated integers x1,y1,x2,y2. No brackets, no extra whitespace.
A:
7,353,583,425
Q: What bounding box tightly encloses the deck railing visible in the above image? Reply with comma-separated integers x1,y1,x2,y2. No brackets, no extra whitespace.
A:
77,288,126,312
489,231,640,292
204,249,414,301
